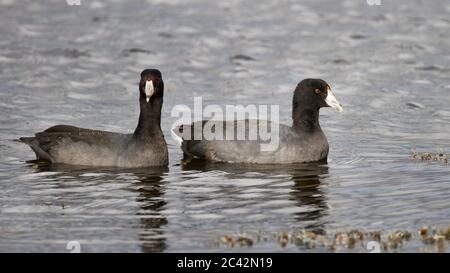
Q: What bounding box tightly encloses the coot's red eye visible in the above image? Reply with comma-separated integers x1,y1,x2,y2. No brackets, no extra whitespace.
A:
314,89,321,94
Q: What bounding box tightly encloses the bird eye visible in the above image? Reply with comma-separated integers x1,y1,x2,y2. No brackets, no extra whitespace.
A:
314,89,321,94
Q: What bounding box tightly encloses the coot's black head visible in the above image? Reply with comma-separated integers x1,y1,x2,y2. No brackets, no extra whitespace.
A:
139,69,164,102
293,79,343,112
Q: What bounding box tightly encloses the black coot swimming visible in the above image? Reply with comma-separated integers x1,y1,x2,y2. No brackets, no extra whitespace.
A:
172,79,343,164
20,69,168,167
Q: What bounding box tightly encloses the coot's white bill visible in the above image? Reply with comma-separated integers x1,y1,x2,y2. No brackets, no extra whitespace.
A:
145,80,154,102
324,87,343,112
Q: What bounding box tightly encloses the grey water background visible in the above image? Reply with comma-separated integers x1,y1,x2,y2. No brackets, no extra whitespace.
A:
0,0,449,252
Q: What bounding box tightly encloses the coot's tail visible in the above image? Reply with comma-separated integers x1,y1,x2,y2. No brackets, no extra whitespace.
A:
18,137,54,163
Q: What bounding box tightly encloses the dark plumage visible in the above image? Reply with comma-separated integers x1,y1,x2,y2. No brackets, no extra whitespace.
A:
172,79,343,164
20,69,168,167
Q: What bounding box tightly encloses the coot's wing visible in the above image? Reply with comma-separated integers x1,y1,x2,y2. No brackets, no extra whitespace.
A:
172,119,287,162
20,125,123,162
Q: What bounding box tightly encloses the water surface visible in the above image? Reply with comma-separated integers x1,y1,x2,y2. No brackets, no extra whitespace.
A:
0,0,449,252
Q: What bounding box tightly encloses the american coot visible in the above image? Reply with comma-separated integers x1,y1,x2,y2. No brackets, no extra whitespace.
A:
20,69,168,167
172,79,343,164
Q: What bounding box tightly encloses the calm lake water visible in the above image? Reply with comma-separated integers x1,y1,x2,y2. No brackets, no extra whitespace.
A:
0,0,449,252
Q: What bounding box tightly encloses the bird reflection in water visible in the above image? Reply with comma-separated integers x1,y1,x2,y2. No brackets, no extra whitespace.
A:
288,163,328,234
133,167,168,252
182,159,329,234
26,160,169,252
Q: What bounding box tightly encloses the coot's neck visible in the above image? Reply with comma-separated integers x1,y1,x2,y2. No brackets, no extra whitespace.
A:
292,106,321,133
133,96,163,139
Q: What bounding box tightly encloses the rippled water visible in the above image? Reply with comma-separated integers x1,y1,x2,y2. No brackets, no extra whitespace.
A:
1,0,449,252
